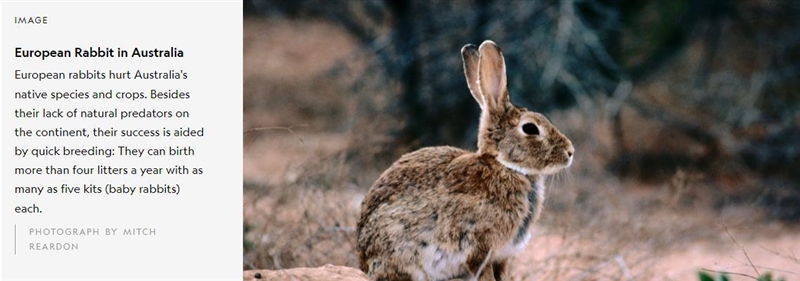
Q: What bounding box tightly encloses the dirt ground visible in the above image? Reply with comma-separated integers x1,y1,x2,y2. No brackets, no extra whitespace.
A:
243,18,800,281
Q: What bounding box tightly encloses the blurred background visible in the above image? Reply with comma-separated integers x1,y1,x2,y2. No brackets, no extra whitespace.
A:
242,0,800,280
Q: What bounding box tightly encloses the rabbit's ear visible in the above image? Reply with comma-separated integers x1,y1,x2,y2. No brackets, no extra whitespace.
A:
478,40,509,111
462,44,484,109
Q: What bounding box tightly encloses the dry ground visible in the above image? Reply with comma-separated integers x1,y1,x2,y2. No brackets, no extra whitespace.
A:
243,18,800,281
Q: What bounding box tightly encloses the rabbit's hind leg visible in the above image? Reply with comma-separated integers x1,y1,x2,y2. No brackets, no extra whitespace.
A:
368,259,415,281
372,270,414,281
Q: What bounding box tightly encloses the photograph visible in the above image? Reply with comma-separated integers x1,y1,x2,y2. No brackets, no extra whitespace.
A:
241,0,800,280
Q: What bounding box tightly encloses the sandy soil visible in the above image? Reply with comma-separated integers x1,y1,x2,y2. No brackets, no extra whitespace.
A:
514,227,799,281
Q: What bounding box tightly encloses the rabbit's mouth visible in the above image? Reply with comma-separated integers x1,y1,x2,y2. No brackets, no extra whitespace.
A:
496,158,570,176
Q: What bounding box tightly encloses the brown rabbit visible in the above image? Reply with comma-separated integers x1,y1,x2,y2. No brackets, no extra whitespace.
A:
356,40,574,281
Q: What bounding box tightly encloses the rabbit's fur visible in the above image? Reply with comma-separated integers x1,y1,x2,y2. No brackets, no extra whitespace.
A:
356,41,574,281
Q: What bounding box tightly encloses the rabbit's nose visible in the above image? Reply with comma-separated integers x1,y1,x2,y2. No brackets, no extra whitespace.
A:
566,147,574,158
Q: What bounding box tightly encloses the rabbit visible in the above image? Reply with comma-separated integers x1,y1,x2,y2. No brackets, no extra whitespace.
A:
356,40,574,281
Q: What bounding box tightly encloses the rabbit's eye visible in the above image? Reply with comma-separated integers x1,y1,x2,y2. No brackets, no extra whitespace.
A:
522,123,539,135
